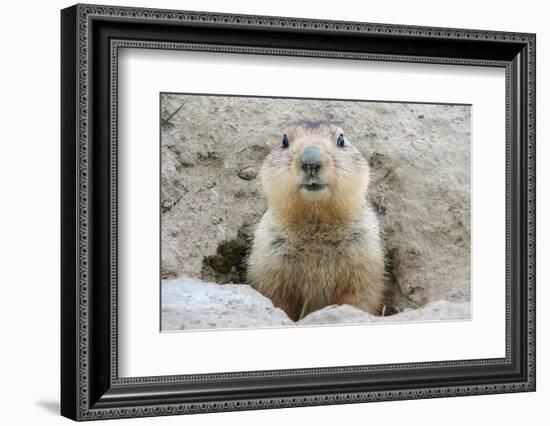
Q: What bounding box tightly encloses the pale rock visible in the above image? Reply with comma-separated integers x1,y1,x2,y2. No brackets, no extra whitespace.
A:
162,277,471,331
299,300,471,326
161,276,293,331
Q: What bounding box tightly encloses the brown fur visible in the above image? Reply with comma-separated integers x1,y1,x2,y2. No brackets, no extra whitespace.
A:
247,122,387,321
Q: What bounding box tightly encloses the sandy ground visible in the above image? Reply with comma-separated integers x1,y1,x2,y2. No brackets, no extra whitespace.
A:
160,94,471,313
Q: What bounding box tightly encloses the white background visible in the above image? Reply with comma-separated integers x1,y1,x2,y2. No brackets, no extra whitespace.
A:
119,50,505,376
0,0,547,425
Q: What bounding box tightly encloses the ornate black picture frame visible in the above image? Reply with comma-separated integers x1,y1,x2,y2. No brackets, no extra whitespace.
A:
61,3,536,421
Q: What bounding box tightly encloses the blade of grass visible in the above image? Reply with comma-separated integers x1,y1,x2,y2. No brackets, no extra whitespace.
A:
162,103,184,125
298,298,310,321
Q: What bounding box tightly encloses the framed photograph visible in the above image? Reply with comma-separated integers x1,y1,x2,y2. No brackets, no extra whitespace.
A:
61,3,536,421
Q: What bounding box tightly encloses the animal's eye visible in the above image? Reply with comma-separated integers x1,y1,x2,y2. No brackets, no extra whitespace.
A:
337,133,345,147
282,134,289,148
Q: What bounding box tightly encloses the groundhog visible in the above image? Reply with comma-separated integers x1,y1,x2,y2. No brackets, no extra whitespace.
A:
247,121,387,321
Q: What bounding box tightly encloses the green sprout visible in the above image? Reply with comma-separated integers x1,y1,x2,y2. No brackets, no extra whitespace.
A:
298,298,310,321
161,103,184,126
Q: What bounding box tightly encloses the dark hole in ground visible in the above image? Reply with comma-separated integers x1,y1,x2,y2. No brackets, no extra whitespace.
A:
384,245,423,313
383,246,404,316
200,222,416,317
201,224,254,284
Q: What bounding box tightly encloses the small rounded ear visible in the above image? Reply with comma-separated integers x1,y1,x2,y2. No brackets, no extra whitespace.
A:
328,125,344,141
283,126,298,142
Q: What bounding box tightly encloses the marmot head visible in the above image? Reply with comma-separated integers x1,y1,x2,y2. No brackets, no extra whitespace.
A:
260,121,370,223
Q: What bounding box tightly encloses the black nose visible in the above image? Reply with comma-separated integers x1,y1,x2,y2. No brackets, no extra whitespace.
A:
300,146,323,174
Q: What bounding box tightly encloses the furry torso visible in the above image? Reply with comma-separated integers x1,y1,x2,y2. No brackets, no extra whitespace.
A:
247,204,385,320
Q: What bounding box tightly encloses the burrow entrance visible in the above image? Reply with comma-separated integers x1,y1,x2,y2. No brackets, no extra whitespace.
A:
200,223,411,316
